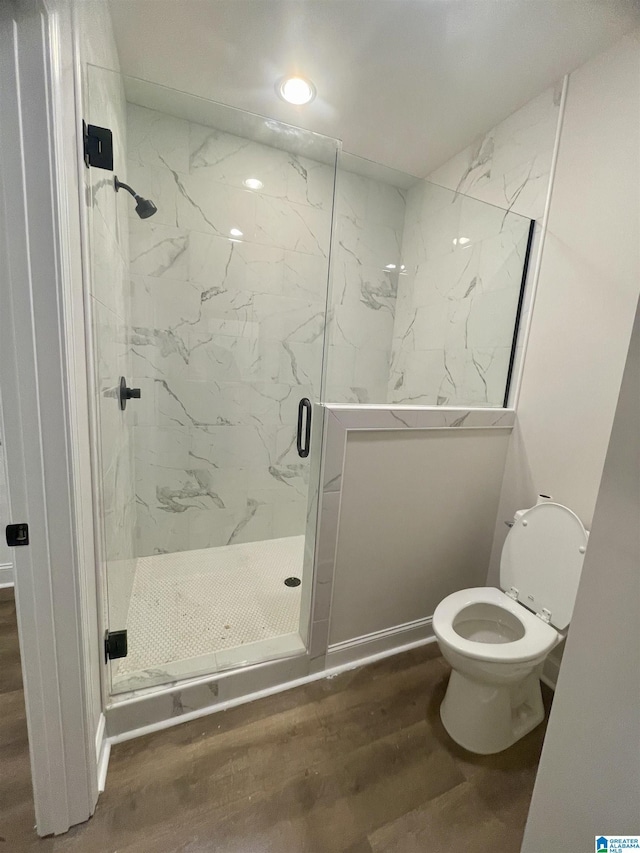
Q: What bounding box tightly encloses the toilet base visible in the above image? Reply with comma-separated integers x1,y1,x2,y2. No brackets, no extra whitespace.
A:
440,668,545,755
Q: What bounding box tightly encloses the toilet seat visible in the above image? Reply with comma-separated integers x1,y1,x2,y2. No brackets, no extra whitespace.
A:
433,587,559,664
500,502,588,630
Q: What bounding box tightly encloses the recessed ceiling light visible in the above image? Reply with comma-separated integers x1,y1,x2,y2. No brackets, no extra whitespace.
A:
453,237,470,246
277,76,316,106
230,228,243,237
243,178,263,190
385,264,397,270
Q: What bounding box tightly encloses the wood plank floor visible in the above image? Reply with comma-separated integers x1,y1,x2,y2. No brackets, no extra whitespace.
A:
1,587,549,852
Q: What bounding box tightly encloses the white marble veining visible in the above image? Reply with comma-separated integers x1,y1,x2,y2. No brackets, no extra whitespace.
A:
428,83,562,221
126,103,336,557
326,405,515,431
385,84,560,407
325,169,406,404
321,84,560,409
388,185,531,407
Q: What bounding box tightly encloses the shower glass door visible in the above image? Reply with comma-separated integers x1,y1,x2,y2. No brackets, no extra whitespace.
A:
85,67,338,694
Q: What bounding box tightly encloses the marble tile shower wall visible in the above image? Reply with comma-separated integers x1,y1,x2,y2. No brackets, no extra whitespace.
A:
388,185,531,405
428,84,562,221
125,104,336,556
389,84,561,406
324,172,406,403
85,64,137,628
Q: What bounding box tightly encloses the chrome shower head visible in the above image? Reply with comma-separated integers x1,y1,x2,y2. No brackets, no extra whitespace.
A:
114,176,157,219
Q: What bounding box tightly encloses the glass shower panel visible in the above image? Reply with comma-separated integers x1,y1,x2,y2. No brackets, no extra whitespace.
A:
84,64,137,651
86,67,338,694
324,153,533,406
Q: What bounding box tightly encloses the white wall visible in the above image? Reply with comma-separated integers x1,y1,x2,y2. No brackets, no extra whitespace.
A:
328,426,510,645
521,298,640,851
0,393,13,580
488,32,640,588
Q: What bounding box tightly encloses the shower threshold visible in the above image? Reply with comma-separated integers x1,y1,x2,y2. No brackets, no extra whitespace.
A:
111,535,306,694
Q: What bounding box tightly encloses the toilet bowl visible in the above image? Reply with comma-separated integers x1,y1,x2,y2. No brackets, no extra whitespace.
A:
433,502,588,755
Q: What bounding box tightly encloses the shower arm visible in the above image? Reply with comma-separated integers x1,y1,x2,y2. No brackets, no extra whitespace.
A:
114,176,139,199
113,176,157,219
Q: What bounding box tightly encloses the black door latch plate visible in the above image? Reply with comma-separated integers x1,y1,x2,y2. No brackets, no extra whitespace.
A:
6,523,29,547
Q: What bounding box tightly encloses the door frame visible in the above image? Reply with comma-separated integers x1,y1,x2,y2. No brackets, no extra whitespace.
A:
0,0,102,836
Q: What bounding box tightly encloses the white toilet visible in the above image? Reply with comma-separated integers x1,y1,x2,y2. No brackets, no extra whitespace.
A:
433,500,588,755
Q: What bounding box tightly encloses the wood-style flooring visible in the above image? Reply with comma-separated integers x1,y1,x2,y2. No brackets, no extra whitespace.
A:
1,587,549,852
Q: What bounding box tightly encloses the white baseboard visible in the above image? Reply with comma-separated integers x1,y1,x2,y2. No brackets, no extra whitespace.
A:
109,632,438,746
0,562,14,588
327,616,434,668
95,713,110,793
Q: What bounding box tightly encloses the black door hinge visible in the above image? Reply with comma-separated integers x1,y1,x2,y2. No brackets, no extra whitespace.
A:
83,121,113,170
6,523,29,546
104,629,128,662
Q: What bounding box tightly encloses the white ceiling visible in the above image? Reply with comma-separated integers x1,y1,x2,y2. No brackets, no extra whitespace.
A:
108,0,640,176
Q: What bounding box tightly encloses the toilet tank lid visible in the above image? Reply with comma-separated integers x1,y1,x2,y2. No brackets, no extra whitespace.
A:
500,502,588,630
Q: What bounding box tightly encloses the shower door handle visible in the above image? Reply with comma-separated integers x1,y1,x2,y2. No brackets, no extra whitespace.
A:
297,398,312,458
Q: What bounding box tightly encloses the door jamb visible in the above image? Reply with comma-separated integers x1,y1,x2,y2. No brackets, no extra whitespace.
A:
0,0,102,836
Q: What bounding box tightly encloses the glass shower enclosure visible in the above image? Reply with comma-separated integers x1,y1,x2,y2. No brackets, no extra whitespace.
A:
85,66,339,694
85,67,535,699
